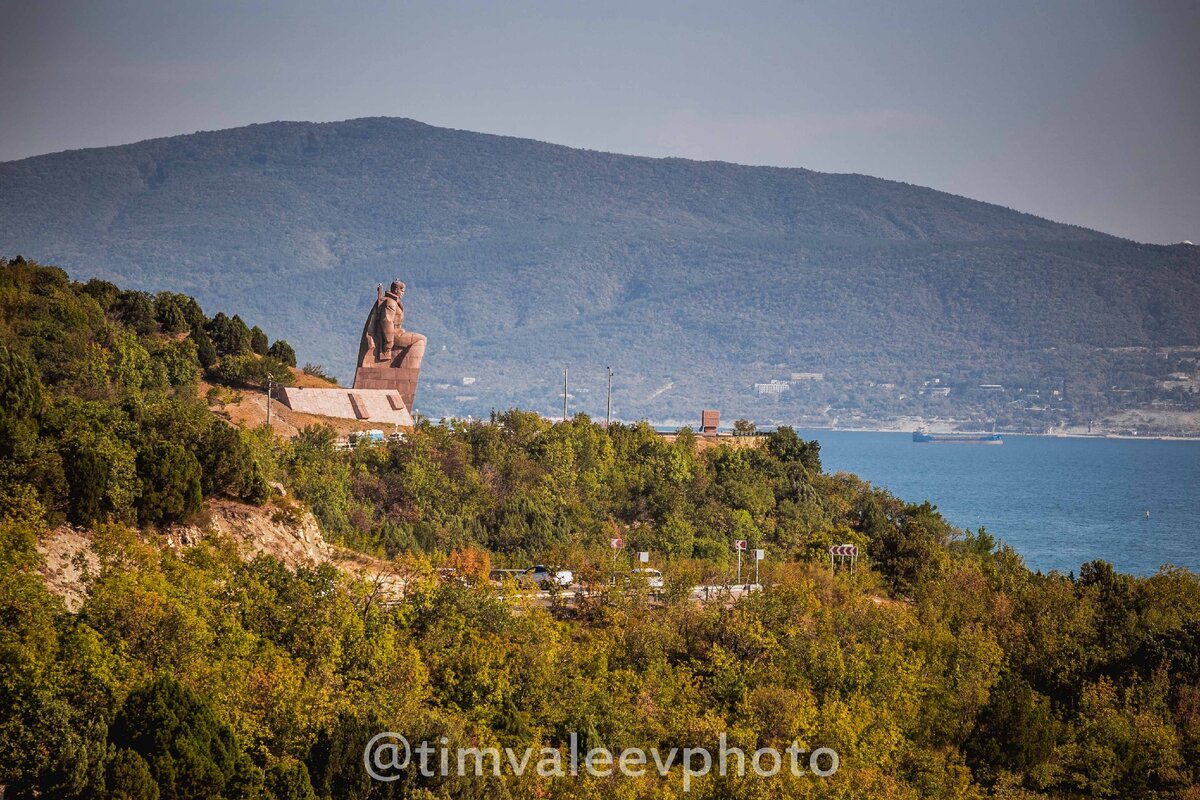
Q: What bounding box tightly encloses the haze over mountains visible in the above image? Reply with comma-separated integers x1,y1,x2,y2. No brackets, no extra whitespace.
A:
2,117,1198,426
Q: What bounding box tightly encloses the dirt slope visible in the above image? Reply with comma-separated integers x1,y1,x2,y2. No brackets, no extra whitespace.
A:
37,499,413,612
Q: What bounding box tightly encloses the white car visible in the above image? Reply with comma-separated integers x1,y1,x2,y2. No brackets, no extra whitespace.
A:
630,568,664,590
523,565,573,588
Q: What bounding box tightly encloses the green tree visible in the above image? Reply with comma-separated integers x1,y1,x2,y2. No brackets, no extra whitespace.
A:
765,425,822,472
153,295,187,335
266,758,317,800
113,291,156,336
863,497,950,595
154,292,204,335
196,421,268,502
59,430,139,526
0,344,44,419
153,338,200,387
193,328,219,369
250,325,269,355
287,425,354,537
110,332,156,391
135,440,203,525
105,748,160,800
109,676,246,800
268,339,297,367
81,278,121,312
206,312,251,356
732,418,756,435
965,672,1057,785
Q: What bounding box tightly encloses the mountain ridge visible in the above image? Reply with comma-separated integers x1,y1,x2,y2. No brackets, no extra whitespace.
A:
2,116,1117,242
0,115,1126,245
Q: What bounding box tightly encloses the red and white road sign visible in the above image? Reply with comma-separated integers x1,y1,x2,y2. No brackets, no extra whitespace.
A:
610,537,624,549
734,540,748,551
828,544,858,557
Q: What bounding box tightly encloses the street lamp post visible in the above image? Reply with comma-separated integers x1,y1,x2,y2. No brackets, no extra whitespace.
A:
606,366,613,428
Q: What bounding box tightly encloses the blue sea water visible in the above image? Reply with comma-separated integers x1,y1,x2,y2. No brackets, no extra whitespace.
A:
797,430,1200,577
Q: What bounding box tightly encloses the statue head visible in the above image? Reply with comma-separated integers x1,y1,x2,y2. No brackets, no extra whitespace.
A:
389,280,406,296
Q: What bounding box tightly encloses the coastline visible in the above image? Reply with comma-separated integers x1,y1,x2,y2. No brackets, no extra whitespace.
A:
810,425,1200,442
651,419,1200,442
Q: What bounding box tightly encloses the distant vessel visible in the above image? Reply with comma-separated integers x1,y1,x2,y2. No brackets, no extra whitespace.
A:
913,429,1003,444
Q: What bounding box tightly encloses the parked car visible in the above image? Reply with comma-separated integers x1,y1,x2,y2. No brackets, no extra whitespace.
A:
523,565,573,588
629,568,664,590
436,567,468,586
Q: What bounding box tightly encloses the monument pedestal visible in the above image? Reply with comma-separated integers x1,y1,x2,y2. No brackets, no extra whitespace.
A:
353,365,421,413
278,387,413,426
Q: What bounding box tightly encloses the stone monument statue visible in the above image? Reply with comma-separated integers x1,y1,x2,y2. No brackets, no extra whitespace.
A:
353,279,426,412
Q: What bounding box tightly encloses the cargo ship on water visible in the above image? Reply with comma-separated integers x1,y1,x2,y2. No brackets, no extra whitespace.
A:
912,428,1003,444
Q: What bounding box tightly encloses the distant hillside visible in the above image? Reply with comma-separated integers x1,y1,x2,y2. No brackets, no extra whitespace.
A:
3,117,1199,426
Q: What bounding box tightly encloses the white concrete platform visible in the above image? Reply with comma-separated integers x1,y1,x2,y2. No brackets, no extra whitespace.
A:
278,386,413,426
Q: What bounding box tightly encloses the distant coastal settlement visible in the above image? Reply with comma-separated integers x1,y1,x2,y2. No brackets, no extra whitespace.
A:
814,420,1200,441
655,418,1200,442
423,357,1200,438
664,365,1200,439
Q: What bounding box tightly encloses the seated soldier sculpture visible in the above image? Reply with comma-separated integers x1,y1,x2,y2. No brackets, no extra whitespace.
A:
352,280,426,411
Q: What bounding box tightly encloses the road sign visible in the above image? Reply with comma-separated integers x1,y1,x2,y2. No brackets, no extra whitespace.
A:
637,551,649,563
734,540,748,551
828,544,859,576
754,549,765,560
610,537,624,549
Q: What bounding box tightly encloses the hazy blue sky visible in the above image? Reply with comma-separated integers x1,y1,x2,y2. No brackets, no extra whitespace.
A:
2,0,1196,243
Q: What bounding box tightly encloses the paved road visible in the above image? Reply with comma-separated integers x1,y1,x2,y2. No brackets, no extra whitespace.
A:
511,583,764,604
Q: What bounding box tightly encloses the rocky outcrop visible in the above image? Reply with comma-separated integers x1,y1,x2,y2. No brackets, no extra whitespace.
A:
167,498,331,568
36,525,98,612
37,498,414,611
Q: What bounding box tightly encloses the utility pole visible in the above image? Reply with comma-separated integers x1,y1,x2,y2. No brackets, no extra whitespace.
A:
266,376,273,429
563,366,569,422
606,366,613,429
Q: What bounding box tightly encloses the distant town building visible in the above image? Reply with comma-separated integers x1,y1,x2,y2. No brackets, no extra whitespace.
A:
700,409,720,436
754,380,790,395
462,376,476,385
790,372,824,381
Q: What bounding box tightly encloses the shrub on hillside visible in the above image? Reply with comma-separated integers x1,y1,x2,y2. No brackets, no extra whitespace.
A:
207,355,294,389
268,339,297,367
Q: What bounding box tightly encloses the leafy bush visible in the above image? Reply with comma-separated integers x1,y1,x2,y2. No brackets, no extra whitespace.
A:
207,355,294,389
